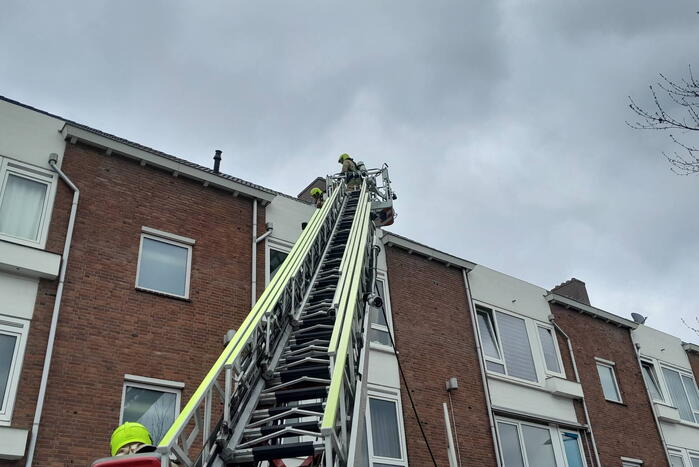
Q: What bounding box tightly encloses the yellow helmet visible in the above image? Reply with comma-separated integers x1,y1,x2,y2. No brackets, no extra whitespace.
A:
310,188,322,197
110,422,152,456
338,153,350,163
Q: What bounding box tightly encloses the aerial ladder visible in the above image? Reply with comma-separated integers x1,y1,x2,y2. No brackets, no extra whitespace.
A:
93,166,396,467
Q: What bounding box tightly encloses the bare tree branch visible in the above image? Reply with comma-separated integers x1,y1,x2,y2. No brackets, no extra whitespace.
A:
628,66,699,174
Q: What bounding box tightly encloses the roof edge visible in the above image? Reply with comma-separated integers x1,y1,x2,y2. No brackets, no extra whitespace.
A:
546,293,638,329
682,342,699,354
61,123,276,203
381,231,476,271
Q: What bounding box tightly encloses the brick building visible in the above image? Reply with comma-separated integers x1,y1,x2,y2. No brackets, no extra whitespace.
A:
1,96,699,466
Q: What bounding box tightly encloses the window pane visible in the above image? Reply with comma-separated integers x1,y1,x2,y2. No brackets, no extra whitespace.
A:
269,249,288,280
642,362,663,401
138,237,189,296
370,328,392,346
477,312,501,360
521,425,556,467
690,457,699,467
497,422,524,467
123,386,177,444
486,360,506,374
596,364,621,401
537,327,561,373
0,334,18,407
663,367,695,422
372,281,388,327
670,455,685,467
562,432,584,467
0,174,47,241
369,398,401,459
681,375,699,413
496,312,537,382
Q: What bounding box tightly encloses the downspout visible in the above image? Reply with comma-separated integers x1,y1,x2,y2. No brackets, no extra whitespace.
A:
26,154,80,467
251,199,273,307
631,333,673,466
462,269,502,467
251,199,257,307
549,318,603,467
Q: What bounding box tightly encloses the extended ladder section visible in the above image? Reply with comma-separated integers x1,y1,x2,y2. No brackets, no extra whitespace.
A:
93,168,396,467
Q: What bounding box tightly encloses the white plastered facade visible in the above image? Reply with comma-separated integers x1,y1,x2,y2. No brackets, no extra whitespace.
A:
632,324,699,464
0,99,66,458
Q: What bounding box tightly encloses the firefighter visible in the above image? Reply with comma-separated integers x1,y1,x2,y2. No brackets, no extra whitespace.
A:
338,153,361,190
310,187,324,208
110,422,155,456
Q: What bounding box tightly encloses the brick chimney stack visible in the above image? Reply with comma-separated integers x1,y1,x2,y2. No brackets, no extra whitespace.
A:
551,277,590,305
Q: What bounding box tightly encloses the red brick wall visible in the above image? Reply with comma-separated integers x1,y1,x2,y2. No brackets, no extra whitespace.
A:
4,141,265,466
551,304,668,466
687,350,699,382
385,248,496,466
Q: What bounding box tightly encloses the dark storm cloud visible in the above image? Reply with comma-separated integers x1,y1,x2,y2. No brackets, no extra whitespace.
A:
1,0,698,340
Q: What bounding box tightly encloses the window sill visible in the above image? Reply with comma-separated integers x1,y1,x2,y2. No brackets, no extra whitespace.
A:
0,239,61,279
369,343,396,354
604,398,626,406
487,371,545,392
135,287,191,302
0,426,29,460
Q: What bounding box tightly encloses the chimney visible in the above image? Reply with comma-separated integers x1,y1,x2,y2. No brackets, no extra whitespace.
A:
213,150,222,173
551,278,590,306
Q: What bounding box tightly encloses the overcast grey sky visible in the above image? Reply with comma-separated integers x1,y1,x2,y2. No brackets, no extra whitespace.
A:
2,1,698,341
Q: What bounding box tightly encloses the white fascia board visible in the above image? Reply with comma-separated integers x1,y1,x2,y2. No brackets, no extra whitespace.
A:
0,240,61,279
60,124,276,203
682,342,699,354
0,426,29,460
382,232,476,271
545,293,637,329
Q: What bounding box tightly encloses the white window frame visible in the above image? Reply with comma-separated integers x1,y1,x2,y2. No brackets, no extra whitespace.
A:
475,303,561,385
0,156,56,248
640,358,664,402
120,375,183,443
135,228,194,299
595,358,623,403
476,306,506,374
536,324,566,378
365,388,408,466
0,315,30,425
659,363,699,425
621,457,643,467
494,416,587,467
369,272,395,352
265,238,293,285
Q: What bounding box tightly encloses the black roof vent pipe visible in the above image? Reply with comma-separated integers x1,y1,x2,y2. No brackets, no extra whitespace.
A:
213,150,222,173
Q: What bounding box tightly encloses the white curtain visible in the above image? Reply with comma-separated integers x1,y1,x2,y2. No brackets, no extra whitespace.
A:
496,312,537,382
0,174,47,241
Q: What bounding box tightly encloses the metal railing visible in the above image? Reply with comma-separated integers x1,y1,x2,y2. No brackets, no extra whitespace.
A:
155,182,346,466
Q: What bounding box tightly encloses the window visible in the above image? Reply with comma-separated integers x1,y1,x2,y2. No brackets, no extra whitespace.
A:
269,248,289,280
121,376,182,444
0,158,54,246
136,228,194,298
641,360,664,402
366,392,407,466
495,418,586,467
670,455,686,467
595,360,622,402
561,432,584,467
369,279,392,348
476,309,505,374
0,317,29,424
661,366,699,424
537,326,562,375
621,460,643,467
476,307,538,382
